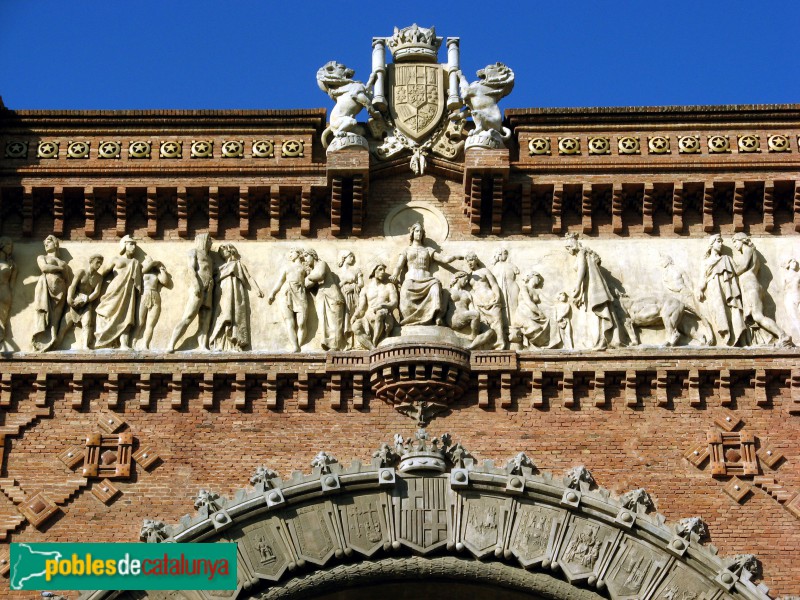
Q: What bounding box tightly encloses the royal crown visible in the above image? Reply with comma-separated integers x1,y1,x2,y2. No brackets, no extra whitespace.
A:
387,24,442,63
374,429,469,473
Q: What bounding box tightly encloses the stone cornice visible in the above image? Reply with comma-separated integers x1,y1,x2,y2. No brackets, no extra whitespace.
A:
507,104,800,128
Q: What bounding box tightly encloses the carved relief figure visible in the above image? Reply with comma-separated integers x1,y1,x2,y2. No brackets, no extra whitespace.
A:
316,61,379,147
338,251,363,348
465,252,506,349
781,257,800,342
304,249,346,351
95,235,143,350
135,257,171,350
167,233,214,352
660,254,712,344
449,271,491,349
47,255,104,351
458,63,515,146
698,234,746,347
391,222,462,327
268,248,310,352
32,235,68,351
731,233,790,346
352,260,398,350
564,233,621,350
513,271,561,349
211,244,264,351
0,237,17,351
492,247,520,336
554,292,574,350
563,525,600,568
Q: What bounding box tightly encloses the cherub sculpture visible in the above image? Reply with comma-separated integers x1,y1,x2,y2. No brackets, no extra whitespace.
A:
458,62,515,148
316,61,379,148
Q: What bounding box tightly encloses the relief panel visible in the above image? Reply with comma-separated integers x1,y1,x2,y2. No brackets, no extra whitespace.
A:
507,500,566,567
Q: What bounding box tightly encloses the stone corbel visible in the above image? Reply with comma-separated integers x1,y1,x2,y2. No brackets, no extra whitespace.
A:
477,373,490,408
238,186,250,237
33,374,48,407
53,186,64,237
463,145,510,235
656,370,670,407
733,181,746,232
551,184,563,234
702,181,715,233
268,186,280,236
146,187,158,237
329,373,343,410
169,373,183,410
0,373,12,407
201,372,214,409
233,372,247,409
22,185,33,237
106,373,120,410
763,180,774,232
593,371,606,407
754,369,769,407
352,374,366,409
790,368,800,415
719,369,734,406
294,372,310,410
116,187,127,237
327,147,370,238
138,373,153,410
625,370,638,407
688,369,702,407
85,186,96,237
612,184,624,234
177,186,188,238
266,372,279,409
581,184,593,234
531,370,544,408
672,182,684,233
562,370,575,408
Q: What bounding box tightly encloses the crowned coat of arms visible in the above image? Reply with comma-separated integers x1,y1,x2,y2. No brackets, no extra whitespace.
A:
316,24,515,174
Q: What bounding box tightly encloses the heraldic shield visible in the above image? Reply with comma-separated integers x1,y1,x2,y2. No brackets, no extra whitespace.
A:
388,63,447,143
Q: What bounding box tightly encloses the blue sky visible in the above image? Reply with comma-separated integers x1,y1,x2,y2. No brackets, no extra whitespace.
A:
1,1,797,111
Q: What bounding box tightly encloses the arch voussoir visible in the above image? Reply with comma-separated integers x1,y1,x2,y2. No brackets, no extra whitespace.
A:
81,434,771,600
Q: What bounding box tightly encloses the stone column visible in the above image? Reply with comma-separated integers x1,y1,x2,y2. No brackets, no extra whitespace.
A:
371,38,387,112
446,37,461,111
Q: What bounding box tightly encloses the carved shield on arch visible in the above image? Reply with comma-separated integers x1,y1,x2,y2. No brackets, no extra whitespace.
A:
388,63,446,142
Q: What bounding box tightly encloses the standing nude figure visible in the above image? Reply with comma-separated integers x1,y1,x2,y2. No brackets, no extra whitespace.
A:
268,248,309,352
32,235,68,351
0,238,17,351
47,255,104,351
136,257,171,350
167,233,214,352
731,232,790,346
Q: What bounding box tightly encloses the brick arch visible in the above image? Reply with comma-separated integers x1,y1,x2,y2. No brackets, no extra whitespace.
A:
79,445,769,600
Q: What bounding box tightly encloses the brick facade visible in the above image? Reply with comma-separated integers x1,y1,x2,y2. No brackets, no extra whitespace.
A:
1,102,799,598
